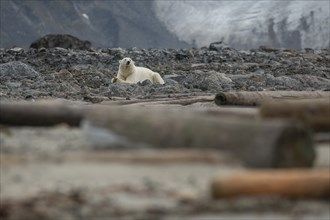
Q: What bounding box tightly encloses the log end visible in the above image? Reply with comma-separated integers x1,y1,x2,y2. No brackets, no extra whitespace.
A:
274,125,315,168
214,92,227,105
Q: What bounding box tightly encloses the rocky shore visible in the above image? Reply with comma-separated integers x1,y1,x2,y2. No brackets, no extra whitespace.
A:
1,45,329,102
1,44,329,220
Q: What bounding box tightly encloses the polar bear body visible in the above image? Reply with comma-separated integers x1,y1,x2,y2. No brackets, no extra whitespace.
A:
112,57,165,84
125,66,161,83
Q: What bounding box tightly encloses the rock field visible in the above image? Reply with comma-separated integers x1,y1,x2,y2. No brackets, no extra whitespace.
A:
1,45,329,102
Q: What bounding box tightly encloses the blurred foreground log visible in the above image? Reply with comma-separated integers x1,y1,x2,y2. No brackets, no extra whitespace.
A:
0,149,237,166
260,99,330,132
0,101,317,168
211,169,330,199
0,101,256,126
0,102,83,126
0,100,255,127
86,107,315,168
215,91,330,106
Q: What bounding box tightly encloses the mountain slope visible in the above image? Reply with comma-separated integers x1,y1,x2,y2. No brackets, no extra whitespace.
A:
153,1,330,49
0,0,189,49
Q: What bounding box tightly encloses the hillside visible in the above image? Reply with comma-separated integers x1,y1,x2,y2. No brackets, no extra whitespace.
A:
0,0,189,49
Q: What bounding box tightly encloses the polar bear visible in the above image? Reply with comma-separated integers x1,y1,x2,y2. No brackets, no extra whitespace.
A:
111,57,165,84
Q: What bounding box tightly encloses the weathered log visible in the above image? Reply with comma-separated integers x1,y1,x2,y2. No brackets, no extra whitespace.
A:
260,98,330,132
0,101,257,127
215,91,330,106
102,95,214,106
86,107,315,168
129,96,214,106
0,100,255,126
211,169,330,199
0,149,236,166
0,102,84,126
198,107,258,119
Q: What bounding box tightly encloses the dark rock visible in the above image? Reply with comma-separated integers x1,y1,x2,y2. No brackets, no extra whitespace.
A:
38,47,47,53
0,61,40,79
108,83,144,97
175,53,189,60
258,46,279,53
8,47,24,54
178,71,233,92
209,41,229,52
248,86,257,91
30,34,92,50
138,80,153,86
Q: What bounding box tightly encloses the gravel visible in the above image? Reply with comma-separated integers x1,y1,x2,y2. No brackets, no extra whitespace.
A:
0,46,329,101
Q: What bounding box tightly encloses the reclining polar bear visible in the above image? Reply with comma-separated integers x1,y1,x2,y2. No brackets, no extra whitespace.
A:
111,57,165,84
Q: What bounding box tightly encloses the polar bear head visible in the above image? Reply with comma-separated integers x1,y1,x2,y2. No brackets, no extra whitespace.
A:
118,57,136,77
119,57,135,68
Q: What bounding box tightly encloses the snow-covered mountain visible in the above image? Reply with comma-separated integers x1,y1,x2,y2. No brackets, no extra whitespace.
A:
1,0,329,49
153,0,330,49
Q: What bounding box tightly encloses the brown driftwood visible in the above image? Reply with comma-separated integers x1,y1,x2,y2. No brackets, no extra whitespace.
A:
129,96,214,106
215,91,330,106
102,95,214,106
73,149,233,164
211,169,330,199
0,101,84,126
86,107,315,168
0,149,236,166
260,98,330,132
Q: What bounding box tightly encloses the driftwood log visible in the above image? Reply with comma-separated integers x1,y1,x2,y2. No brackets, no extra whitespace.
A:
215,91,330,106
260,98,330,132
102,95,215,106
0,101,315,167
0,101,256,127
0,101,84,126
211,169,330,199
0,149,236,166
86,107,315,168
0,101,256,126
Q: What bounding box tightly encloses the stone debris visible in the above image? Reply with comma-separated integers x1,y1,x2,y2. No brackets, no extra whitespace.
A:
0,46,329,101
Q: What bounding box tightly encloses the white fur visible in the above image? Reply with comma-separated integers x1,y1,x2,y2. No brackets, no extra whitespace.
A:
112,57,165,84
